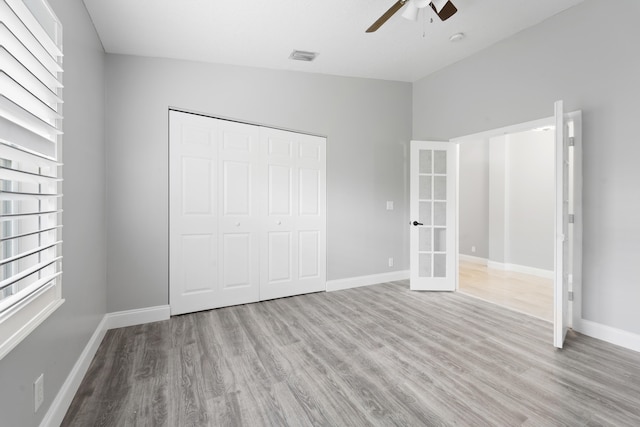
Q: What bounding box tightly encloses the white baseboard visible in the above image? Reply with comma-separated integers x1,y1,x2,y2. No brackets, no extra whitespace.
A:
104,305,171,330
487,260,554,279
40,315,108,427
459,254,488,265
327,270,409,292
574,318,640,353
40,305,171,426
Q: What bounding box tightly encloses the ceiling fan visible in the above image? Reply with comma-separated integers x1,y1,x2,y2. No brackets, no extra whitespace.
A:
366,0,458,33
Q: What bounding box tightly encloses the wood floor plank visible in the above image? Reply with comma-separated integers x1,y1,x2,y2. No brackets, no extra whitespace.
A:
121,322,170,427
63,281,640,426
319,293,528,425
269,298,408,425
267,301,389,425
458,260,553,321
170,315,211,426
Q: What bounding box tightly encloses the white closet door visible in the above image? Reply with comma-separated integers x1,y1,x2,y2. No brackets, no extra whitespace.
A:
169,111,221,315
170,111,326,315
259,127,326,301
217,120,262,308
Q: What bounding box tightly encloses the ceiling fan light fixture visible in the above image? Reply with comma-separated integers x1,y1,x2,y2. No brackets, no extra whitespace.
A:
401,2,419,21
449,32,465,42
366,0,457,33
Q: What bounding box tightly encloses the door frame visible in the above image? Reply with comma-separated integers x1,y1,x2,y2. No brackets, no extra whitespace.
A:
450,112,582,331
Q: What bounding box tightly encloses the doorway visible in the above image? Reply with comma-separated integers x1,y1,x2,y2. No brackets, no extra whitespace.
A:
410,104,582,347
448,107,582,345
457,126,555,321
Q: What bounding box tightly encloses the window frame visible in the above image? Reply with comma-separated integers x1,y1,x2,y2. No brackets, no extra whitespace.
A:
0,0,64,360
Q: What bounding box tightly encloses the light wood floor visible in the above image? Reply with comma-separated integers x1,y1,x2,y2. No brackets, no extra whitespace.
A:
63,281,640,426
459,260,553,321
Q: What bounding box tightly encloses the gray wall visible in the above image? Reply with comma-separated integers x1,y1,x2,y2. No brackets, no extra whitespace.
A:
462,131,554,271
506,130,555,271
0,0,106,426
413,0,640,334
105,55,412,312
458,140,489,258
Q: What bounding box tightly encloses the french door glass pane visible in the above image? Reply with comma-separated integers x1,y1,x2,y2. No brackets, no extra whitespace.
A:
419,253,432,277
434,150,447,174
433,202,446,226
419,201,432,225
434,228,446,252
434,176,446,200
434,254,447,277
419,150,432,174
419,228,432,252
419,175,432,200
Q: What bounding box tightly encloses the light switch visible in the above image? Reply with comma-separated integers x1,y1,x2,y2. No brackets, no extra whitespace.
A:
386,201,394,210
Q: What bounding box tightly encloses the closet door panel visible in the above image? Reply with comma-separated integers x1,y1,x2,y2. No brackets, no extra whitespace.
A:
182,157,214,214
223,161,251,216
217,120,261,306
260,128,326,301
268,231,292,283
169,111,220,315
299,168,320,215
296,134,326,289
299,231,320,279
221,233,252,288
268,164,292,216
181,235,216,293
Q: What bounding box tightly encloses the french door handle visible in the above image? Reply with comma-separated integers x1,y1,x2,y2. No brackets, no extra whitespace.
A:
412,221,423,226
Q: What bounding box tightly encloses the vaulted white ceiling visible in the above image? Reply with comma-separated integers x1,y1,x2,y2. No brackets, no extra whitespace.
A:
82,0,584,82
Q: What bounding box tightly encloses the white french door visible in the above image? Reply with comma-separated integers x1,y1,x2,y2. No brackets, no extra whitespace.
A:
169,111,326,315
409,141,457,291
554,100,582,349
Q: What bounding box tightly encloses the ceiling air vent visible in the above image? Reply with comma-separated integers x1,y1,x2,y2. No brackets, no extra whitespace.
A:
289,50,318,62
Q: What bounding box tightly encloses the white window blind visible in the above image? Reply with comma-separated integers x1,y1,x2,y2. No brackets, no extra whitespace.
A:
0,0,63,360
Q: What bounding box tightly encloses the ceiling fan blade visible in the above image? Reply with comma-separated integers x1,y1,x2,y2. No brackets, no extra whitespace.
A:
429,0,457,21
366,0,407,33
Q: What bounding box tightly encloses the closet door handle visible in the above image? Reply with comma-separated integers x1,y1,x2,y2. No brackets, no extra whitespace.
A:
412,221,423,226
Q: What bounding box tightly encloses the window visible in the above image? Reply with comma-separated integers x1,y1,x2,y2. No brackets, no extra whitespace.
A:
0,0,63,360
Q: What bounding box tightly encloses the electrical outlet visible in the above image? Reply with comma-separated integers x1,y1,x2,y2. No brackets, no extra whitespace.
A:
471,246,476,253
388,257,394,267
34,374,44,412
